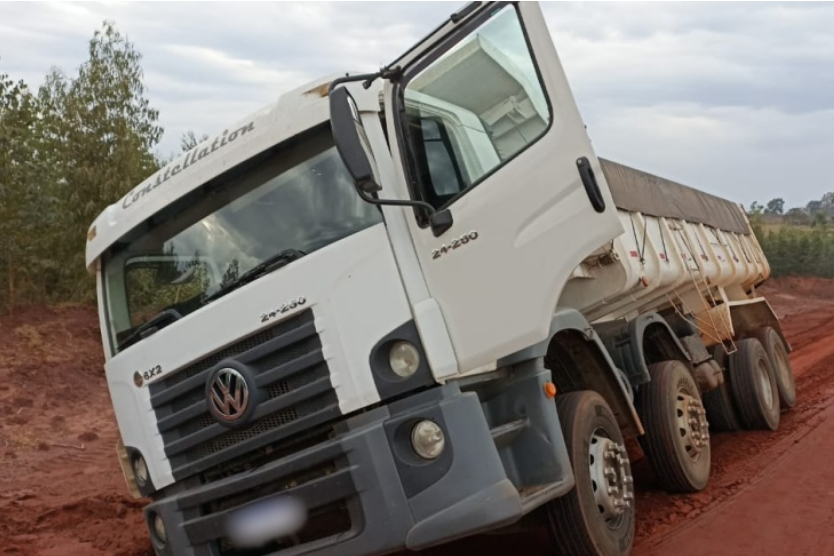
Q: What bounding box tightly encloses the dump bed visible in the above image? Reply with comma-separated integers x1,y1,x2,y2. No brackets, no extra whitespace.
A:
560,159,770,346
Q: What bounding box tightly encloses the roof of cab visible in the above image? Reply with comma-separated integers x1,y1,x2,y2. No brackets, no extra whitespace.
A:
85,72,380,271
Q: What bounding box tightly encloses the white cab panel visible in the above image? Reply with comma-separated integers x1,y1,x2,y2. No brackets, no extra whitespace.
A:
384,3,623,372
104,224,412,489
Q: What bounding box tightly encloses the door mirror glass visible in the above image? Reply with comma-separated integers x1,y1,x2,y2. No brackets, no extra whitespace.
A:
329,86,382,194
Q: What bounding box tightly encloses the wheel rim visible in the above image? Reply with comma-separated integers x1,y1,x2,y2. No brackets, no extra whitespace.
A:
675,388,709,461
757,359,775,409
588,428,634,527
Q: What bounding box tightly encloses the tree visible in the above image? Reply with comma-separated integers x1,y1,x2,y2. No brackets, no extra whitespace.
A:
0,71,42,311
807,192,834,217
822,192,834,216
748,201,763,215
812,212,828,228
784,207,810,226
38,21,163,302
180,130,209,152
764,197,784,215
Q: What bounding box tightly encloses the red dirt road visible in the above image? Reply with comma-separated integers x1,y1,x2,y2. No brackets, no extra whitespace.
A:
2,276,834,556
640,402,834,556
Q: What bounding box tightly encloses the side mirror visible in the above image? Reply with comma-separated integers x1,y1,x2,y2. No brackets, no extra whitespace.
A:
329,86,381,194
329,79,447,231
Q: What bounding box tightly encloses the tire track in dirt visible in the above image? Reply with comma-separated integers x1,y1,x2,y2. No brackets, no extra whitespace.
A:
638,401,834,556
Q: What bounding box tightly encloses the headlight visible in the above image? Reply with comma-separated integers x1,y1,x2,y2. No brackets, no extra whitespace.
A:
389,341,420,377
133,454,149,487
411,420,445,460
152,512,167,545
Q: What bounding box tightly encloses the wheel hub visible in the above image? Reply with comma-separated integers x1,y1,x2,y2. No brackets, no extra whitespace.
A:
588,431,634,524
676,391,710,459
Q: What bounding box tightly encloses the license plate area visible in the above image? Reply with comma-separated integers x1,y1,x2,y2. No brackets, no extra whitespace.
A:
226,496,307,548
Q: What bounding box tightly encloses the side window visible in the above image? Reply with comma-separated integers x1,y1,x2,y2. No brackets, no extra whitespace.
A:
402,5,551,211
408,118,469,208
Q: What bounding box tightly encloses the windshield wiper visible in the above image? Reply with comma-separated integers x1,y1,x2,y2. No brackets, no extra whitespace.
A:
118,308,183,351
204,248,306,304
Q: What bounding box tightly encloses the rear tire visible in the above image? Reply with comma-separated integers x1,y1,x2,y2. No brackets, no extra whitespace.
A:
638,360,711,493
545,391,634,556
754,327,796,409
702,347,743,432
729,338,780,431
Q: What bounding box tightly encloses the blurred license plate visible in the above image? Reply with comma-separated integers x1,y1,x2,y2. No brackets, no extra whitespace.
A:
227,495,307,547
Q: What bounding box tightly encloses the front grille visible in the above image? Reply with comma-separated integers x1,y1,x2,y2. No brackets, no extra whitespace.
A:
149,310,341,479
175,438,358,555
209,457,351,556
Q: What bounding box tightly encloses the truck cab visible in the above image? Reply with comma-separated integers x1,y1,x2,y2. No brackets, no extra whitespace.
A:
86,3,793,556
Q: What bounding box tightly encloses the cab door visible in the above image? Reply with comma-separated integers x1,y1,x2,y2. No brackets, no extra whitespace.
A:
384,2,624,372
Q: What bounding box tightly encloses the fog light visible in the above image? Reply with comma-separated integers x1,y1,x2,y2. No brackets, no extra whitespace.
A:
133,454,149,487
389,342,420,377
152,512,167,545
411,420,445,460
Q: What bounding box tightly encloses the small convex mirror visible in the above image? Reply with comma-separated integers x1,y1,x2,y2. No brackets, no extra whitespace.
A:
329,86,382,194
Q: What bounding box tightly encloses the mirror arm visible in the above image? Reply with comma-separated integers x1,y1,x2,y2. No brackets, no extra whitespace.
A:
328,72,383,94
362,66,403,90
326,69,403,95
328,67,403,95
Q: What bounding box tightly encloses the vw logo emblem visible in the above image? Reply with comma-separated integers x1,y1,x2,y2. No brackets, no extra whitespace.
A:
208,368,250,423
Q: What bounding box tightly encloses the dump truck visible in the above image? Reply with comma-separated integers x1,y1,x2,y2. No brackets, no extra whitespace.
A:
85,3,795,556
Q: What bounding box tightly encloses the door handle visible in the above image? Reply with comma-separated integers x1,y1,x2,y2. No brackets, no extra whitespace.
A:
576,157,606,213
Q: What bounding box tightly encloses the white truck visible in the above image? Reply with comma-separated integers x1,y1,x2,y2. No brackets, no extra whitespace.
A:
86,3,796,556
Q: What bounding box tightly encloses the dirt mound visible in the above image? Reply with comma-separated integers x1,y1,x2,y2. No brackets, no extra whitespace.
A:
0,305,154,556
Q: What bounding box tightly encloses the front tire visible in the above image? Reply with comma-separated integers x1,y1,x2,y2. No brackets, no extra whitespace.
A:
638,360,711,493
545,391,635,556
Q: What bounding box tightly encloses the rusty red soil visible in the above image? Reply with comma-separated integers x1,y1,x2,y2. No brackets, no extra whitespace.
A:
2,276,833,556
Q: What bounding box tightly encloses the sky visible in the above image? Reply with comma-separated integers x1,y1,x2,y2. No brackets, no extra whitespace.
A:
1,1,832,210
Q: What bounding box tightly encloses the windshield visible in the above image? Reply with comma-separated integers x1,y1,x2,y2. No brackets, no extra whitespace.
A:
102,127,382,352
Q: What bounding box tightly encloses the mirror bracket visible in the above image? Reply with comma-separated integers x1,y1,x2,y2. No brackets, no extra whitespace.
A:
429,209,454,237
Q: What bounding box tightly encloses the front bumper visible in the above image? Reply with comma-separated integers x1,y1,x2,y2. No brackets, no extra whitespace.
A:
145,384,534,556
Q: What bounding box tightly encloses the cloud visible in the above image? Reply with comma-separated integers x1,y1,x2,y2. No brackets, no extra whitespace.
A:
1,1,831,208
